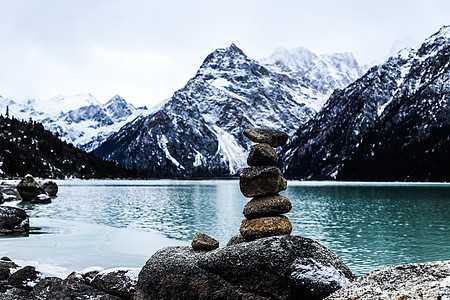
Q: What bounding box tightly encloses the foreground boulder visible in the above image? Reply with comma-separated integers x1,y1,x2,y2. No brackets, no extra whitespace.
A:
16,175,46,201
0,206,29,236
135,235,355,300
326,260,450,300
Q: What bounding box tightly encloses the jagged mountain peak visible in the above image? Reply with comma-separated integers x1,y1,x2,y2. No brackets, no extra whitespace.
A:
199,43,251,76
93,43,365,178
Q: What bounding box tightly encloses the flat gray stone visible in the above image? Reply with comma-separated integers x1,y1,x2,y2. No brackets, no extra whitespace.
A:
243,194,292,218
243,127,288,147
191,232,219,251
240,215,292,241
247,143,277,166
240,166,287,198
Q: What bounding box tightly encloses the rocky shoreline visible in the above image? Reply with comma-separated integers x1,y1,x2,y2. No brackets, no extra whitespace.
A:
1,128,449,299
1,251,449,299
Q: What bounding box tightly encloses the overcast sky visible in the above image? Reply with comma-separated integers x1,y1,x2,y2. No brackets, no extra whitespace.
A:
0,0,448,108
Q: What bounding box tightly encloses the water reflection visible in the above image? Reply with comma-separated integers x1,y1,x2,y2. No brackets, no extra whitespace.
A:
20,180,450,275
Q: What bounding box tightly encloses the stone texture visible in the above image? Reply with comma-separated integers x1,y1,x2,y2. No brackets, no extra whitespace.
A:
91,269,138,300
8,266,39,291
134,235,356,300
240,215,292,241
247,143,277,166
226,234,247,247
16,174,46,201
0,184,21,201
240,166,287,198
1,287,34,300
243,127,289,148
41,181,58,196
326,260,450,300
0,206,29,236
191,232,219,251
0,261,18,281
243,194,292,219
32,277,121,299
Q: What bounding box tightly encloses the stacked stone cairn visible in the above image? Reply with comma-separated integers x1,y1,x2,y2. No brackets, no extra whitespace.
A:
239,127,292,241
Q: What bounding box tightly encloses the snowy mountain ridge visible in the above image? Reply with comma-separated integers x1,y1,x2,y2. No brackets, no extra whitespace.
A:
93,43,366,177
0,93,148,152
282,25,450,181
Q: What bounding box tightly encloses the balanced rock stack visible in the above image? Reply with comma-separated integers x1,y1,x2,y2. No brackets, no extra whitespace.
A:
239,127,292,241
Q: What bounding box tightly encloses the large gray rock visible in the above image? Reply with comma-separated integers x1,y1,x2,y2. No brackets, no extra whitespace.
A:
243,194,292,219
135,235,356,300
0,206,29,236
91,268,139,300
0,184,21,201
8,266,39,291
16,174,46,201
240,166,287,198
41,181,58,196
243,128,289,148
0,261,19,281
326,260,450,300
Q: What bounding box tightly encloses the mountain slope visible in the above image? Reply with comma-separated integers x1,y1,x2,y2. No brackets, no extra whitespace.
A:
282,25,450,181
0,116,138,179
94,44,365,178
0,94,147,152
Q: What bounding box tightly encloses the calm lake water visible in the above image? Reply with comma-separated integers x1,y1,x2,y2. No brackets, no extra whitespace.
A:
13,180,450,275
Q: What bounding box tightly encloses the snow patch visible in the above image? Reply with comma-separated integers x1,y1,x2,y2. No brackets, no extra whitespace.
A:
290,257,350,291
157,135,185,170
96,267,140,283
210,125,247,174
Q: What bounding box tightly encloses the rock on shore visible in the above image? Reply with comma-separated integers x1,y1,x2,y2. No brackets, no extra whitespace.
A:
326,260,450,300
16,175,47,202
0,206,29,236
0,260,138,300
135,235,356,300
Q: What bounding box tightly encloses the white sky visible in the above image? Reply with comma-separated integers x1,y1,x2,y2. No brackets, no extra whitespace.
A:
0,0,448,108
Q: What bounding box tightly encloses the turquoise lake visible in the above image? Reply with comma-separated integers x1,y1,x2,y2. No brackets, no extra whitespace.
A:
5,180,450,276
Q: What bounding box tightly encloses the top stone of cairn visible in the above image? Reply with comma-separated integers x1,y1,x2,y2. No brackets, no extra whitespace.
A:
243,127,288,148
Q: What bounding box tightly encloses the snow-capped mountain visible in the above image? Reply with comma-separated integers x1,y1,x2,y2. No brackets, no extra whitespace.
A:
93,44,365,178
282,25,450,181
0,94,147,152
261,47,367,97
